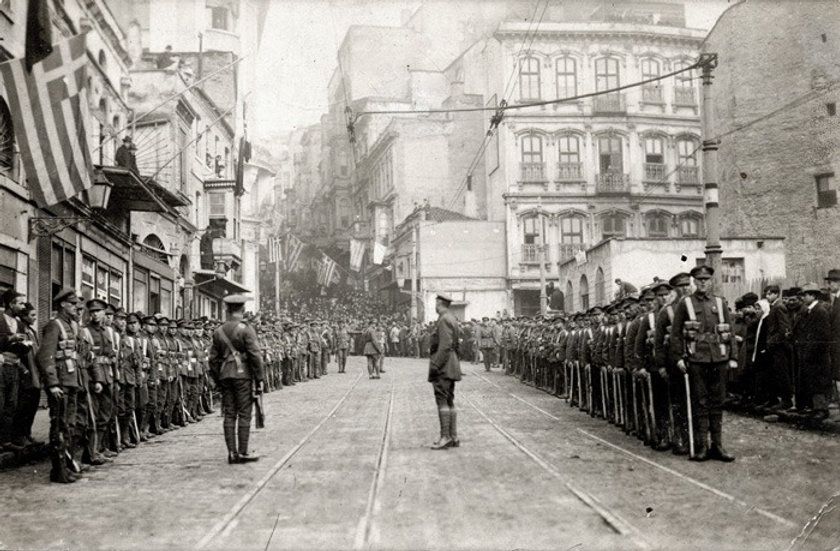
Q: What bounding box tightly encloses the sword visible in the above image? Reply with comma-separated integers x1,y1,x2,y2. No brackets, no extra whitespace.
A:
601,368,607,419
632,373,640,436
647,372,657,440
575,361,583,410
667,375,675,444
131,410,141,442
85,390,99,460
586,365,593,415
685,372,695,459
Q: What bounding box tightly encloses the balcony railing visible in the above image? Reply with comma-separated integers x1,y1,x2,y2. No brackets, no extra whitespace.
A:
556,162,584,182
592,93,626,114
641,85,664,103
677,165,700,186
211,237,242,264
643,163,666,182
520,162,547,183
521,243,549,264
596,171,630,193
558,243,586,263
674,86,697,107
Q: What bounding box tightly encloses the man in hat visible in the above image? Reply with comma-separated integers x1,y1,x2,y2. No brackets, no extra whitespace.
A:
477,317,495,372
825,269,840,406
0,289,28,451
11,302,41,449
670,266,738,462
209,294,264,463
80,298,120,458
116,308,139,448
794,284,831,420
37,289,82,483
759,285,794,411
636,281,673,450
335,320,349,374
428,294,462,449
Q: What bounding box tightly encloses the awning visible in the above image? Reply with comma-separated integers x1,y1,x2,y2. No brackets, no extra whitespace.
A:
98,166,191,212
192,269,251,298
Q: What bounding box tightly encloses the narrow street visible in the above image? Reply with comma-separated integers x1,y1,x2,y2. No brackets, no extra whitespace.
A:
1,355,838,550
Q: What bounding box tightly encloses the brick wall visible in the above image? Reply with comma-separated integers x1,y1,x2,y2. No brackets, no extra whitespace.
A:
705,1,840,282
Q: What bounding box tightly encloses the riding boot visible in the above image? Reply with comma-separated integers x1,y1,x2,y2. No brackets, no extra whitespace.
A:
49,448,76,484
431,407,452,449
709,415,735,462
237,425,259,462
448,408,459,448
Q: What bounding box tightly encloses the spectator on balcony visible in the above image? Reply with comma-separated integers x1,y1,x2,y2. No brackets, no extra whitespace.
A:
115,136,138,174
614,279,637,299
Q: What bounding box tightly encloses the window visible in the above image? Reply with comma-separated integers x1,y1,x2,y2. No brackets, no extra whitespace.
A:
721,258,745,284
0,98,16,179
208,5,230,30
109,270,122,306
602,213,626,239
828,103,836,116
519,56,541,101
678,139,698,166
81,255,95,299
555,56,577,99
594,58,620,91
523,215,545,245
595,267,605,305
520,133,544,181
644,137,664,164
160,279,173,317
646,212,670,237
673,59,694,87
579,274,590,311
558,135,580,165
133,267,148,313
565,280,574,313
680,215,702,237
816,173,837,208
560,217,583,244
598,136,623,173
178,126,188,191
209,192,226,217
95,265,109,301
641,58,660,81
149,276,161,314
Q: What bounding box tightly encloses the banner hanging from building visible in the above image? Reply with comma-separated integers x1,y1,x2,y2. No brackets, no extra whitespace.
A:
0,33,93,208
285,234,304,272
372,241,387,265
349,239,365,272
268,236,282,263
317,253,341,287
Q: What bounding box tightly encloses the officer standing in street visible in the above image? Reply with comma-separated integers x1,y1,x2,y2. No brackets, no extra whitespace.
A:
209,294,264,464
670,265,738,462
336,320,349,373
428,294,462,450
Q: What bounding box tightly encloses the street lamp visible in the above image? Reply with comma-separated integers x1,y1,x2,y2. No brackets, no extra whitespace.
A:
28,171,115,239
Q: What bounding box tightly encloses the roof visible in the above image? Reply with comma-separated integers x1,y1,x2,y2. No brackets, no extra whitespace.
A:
424,206,476,223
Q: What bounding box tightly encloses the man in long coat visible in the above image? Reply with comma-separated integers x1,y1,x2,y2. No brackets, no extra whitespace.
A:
428,294,462,449
794,284,831,419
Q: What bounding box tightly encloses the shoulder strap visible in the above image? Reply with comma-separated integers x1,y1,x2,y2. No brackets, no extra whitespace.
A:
82,327,94,345
684,296,697,321
715,296,725,324
216,324,243,366
666,305,674,323
648,312,655,329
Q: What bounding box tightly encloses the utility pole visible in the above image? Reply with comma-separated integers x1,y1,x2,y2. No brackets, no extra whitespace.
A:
700,53,722,289
410,220,418,323
539,240,547,315
275,256,281,315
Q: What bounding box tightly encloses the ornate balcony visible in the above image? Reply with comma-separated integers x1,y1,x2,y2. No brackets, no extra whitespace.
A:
521,243,549,264
674,86,697,107
641,85,664,104
643,163,666,182
558,243,586,263
677,165,701,189
211,237,242,266
592,93,626,114
556,162,584,182
596,171,630,194
520,162,547,183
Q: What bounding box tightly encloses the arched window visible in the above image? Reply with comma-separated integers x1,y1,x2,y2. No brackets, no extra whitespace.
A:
556,56,577,99
142,234,168,263
560,216,583,245
594,57,620,91
566,280,574,313
0,98,15,178
522,214,545,245
673,60,696,106
640,58,662,103
679,213,703,237
601,213,626,240
598,135,623,173
519,56,541,101
677,138,700,186
579,274,589,311
557,135,581,181
641,58,660,80
645,211,670,237
595,267,605,305
520,133,545,182
643,136,665,182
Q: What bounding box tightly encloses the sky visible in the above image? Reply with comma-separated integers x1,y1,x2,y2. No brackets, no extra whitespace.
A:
251,0,732,143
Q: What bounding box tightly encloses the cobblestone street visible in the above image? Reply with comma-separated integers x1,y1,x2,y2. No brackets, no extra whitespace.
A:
1,355,838,550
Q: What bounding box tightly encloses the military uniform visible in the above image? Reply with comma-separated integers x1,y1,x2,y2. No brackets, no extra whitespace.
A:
428,294,462,449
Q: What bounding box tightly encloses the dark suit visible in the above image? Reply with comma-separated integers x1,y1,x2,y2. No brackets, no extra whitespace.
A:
12,321,41,443
0,313,24,445
764,301,793,406
428,311,462,409
794,301,832,411
828,294,840,381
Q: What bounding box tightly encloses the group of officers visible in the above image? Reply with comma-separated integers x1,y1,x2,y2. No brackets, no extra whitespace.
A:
500,266,739,462
0,285,347,484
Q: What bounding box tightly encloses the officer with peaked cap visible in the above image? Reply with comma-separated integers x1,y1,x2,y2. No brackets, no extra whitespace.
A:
209,294,264,463
428,294,462,449
670,265,737,461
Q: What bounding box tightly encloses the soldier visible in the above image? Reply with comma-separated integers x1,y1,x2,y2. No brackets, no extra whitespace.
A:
165,318,186,427
670,265,738,462
116,309,139,448
179,320,200,422
336,320,349,373
635,283,671,450
208,294,264,463
81,298,119,459
307,321,321,380
37,289,81,483
362,319,382,379
478,318,495,372
11,302,41,448
141,316,163,436
376,322,387,374
131,313,150,442
428,294,462,450
320,321,331,376
657,272,690,454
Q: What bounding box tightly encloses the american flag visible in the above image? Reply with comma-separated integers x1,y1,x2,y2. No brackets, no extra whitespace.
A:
268,236,282,263
285,233,304,273
317,254,341,287
0,34,93,208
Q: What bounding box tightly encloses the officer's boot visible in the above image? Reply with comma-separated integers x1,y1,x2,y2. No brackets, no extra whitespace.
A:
120,416,136,448
224,420,239,464
690,417,710,461
431,407,452,450
237,424,259,462
709,415,735,462
448,408,459,448
50,446,76,484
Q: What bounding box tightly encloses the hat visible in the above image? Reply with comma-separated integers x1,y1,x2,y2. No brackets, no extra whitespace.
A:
141,315,158,326
223,294,254,305
690,265,714,280
435,294,453,305
168,319,178,327
740,292,759,307
588,305,604,314
126,312,140,323
669,272,691,287
782,287,802,298
482,317,489,322
86,298,108,312
178,319,194,329
53,288,78,306
158,316,170,325
734,298,745,310
825,269,840,281
652,280,673,293
640,285,656,299
801,283,822,296
105,304,116,315
122,135,133,143
114,307,127,318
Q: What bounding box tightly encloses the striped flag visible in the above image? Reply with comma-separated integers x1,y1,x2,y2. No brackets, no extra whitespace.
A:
285,234,304,272
349,239,365,272
268,236,282,263
0,34,93,208
317,254,341,287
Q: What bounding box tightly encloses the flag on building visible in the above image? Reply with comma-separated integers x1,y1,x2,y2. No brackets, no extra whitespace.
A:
268,236,282,263
0,34,93,208
317,254,341,287
372,241,387,265
349,239,365,272
285,234,304,272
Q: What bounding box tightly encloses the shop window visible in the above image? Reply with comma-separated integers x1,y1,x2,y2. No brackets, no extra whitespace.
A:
149,276,161,314
95,265,109,301
160,278,173,317
133,267,148,313
109,270,122,306
81,255,95,300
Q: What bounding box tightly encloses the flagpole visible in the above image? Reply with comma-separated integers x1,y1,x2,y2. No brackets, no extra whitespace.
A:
275,255,281,316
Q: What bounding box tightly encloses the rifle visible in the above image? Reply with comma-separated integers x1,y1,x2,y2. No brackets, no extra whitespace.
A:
253,383,265,429
177,376,188,423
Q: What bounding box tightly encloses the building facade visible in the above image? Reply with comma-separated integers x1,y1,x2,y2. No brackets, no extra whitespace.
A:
704,1,840,283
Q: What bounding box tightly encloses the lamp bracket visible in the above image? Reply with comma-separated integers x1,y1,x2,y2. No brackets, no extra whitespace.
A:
28,217,91,240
